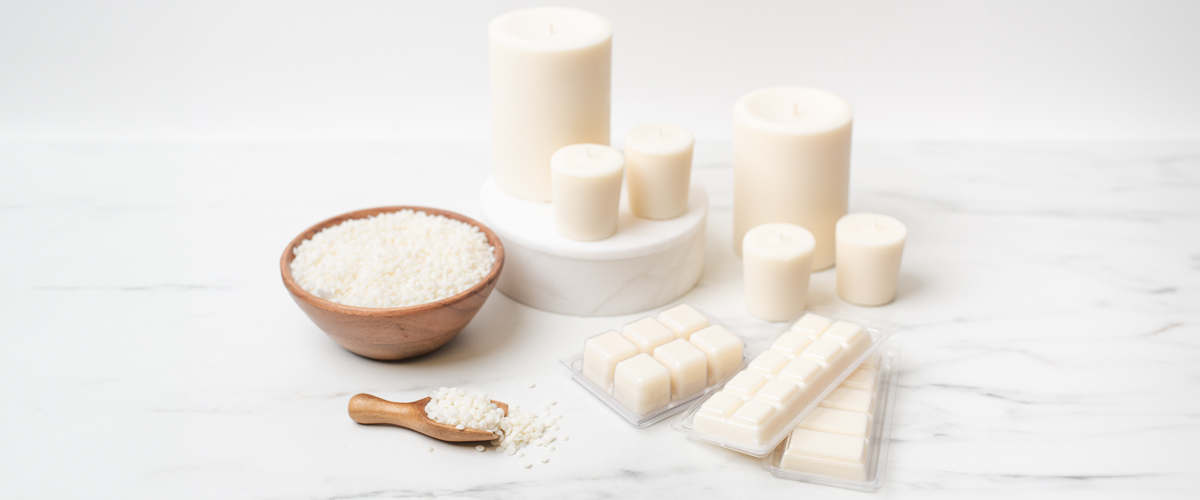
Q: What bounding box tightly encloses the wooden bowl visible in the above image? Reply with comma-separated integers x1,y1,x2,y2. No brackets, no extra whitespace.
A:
280,206,505,361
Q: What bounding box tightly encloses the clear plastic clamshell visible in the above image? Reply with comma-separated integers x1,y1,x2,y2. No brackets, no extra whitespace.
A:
761,342,901,491
560,305,752,428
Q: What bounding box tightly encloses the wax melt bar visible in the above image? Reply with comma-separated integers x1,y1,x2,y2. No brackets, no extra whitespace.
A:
779,365,880,481
693,314,869,446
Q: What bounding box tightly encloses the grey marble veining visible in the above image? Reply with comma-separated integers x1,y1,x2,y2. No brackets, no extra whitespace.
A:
0,140,1197,498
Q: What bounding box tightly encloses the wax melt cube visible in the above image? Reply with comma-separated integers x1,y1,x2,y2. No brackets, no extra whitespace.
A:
820,387,874,413
770,332,813,357
778,358,821,386
621,317,675,354
657,304,709,340
786,428,866,463
612,354,671,414
699,391,743,419
724,371,767,397
748,351,789,376
754,379,799,408
842,368,879,391
731,399,776,427
823,321,865,346
653,339,709,400
800,338,843,365
800,407,871,437
790,313,833,337
582,330,638,390
689,325,743,384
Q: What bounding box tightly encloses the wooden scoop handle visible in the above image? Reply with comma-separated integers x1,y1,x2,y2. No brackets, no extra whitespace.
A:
348,393,418,426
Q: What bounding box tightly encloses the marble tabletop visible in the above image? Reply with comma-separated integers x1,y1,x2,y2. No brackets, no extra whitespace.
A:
1,140,1197,499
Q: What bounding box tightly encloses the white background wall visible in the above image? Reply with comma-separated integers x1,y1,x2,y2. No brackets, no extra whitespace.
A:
2,0,1198,143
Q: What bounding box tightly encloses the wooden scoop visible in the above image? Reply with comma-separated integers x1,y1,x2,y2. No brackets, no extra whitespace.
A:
348,393,509,442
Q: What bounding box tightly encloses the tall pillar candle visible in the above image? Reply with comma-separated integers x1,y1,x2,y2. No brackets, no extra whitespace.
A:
743,223,816,322
489,7,612,202
551,144,625,241
836,213,907,306
733,87,853,270
624,123,695,220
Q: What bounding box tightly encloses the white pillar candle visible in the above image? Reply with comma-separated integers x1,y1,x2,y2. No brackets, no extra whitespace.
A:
489,7,612,202
623,123,695,220
551,144,625,241
743,223,816,322
733,87,853,270
835,213,907,306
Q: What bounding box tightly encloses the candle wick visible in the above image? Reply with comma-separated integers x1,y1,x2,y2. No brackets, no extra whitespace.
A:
548,22,555,35
586,147,593,158
657,126,663,139
874,221,887,231
792,103,799,116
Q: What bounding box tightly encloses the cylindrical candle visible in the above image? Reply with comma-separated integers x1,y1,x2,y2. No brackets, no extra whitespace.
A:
733,87,853,270
624,123,695,220
489,7,612,202
743,223,816,322
836,213,907,306
551,144,625,241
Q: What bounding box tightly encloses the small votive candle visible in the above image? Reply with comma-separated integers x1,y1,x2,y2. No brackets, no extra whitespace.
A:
623,123,695,220
743,223,816,321
835,213,907,306
551,144,625,241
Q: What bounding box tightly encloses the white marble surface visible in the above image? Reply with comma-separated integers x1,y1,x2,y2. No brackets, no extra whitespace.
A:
1,140,1198,498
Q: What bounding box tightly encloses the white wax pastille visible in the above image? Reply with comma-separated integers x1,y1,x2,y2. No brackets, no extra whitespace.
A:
652,339,709,401
582,330,638,391
656,303,709,340
612,353,671,415
688,325,743,385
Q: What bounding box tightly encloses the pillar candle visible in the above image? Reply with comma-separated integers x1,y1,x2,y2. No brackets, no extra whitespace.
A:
836,213,907,306
551,144,625,241
489,7,612,202
743,223,816,321
733,87,853,270
624,123,695,220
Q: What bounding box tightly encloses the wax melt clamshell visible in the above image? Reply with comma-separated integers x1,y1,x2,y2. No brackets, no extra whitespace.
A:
672,306,900,457
560,306,752,428
761,343,901,492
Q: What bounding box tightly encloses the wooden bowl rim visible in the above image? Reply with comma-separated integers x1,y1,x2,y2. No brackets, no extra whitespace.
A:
280,205,505,318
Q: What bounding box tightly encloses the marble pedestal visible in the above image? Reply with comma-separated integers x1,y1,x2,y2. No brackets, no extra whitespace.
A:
479,177,707,316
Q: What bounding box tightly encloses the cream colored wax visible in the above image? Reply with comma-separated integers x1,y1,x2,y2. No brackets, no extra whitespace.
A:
489,8,612,202
835,213,907,306
732,87,853,270
551,144,624,241
623,123,695,219
743,223,815,321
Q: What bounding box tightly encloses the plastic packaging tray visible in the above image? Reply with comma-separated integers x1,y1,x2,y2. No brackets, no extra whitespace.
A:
559,306,753,428
671,306,900,457
761,342,901,491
